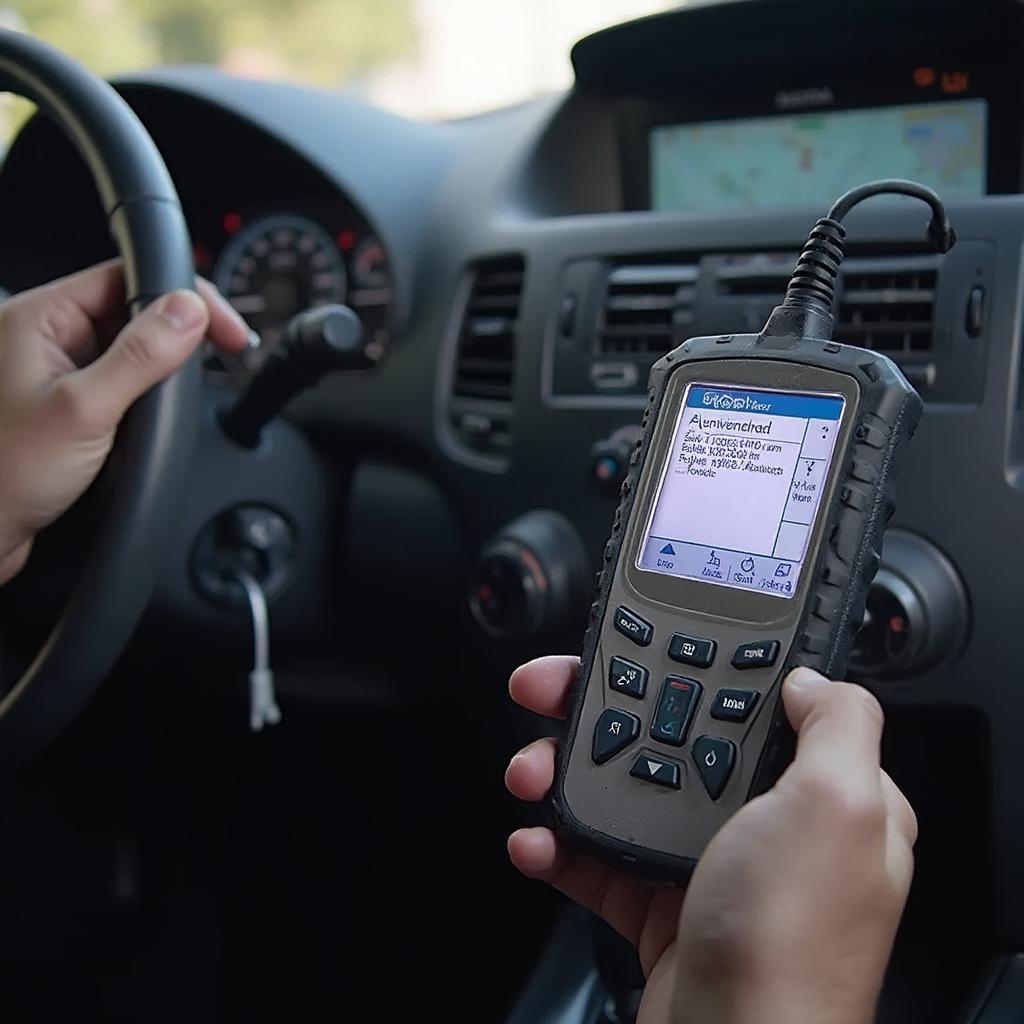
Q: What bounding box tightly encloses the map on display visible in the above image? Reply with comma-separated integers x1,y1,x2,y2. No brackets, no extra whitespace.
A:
650,99,987,212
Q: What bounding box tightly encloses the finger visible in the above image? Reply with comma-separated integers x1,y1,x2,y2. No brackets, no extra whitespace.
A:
195,278,253,353
0,261,252,370
0,259,127,366
636,889,685,979
37,259,127,322
880,769,918,846
43,263,251,355
509,656,579,718
508,827,660,951
63,290,209,433
505,738,557,801
782,668,884,794
508,826,565,879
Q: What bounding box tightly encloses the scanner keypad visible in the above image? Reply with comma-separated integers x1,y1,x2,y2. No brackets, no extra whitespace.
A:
595,618,782,802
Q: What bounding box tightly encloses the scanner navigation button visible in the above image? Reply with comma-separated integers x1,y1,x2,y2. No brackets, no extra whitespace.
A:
593,708,641,764
692,736,736,799
629,751,682,789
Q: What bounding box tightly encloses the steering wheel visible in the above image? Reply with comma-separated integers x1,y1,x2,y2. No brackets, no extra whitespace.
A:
0,31,198,756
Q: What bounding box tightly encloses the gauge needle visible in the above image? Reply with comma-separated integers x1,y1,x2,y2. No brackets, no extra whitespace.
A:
230,295,268,314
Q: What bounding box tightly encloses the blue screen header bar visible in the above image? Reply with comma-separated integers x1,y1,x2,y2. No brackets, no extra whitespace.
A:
686,387,844,421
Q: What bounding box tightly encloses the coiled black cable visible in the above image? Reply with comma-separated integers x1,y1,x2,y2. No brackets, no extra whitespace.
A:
763,178,957,341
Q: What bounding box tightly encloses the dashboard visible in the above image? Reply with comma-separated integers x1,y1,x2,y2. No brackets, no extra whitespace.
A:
3,1,1024,1020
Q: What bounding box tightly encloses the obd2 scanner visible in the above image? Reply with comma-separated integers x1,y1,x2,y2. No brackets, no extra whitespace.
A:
553,180,955,881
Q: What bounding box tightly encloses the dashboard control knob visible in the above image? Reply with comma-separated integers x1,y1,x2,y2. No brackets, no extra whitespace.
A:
849,529,968,680
470,511,591,639
590,426,643,495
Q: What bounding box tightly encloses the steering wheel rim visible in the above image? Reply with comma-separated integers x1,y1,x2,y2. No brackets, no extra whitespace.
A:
0,30,198,756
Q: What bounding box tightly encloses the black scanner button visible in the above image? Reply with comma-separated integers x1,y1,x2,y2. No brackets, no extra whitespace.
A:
629,750,681,789
609,657,648,699
650,676,701,746
732,640,780,669
710,689,760,723
613,606,652,647
593,708,641,764
692,736,736,799
668,633,716,668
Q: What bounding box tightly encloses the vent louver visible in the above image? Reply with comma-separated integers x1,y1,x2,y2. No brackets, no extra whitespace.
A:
548,246,977,407
597,263,698,355
835,257,939,353
449,256,524,460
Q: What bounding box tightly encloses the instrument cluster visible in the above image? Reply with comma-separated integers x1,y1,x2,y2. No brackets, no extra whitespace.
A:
192,204,391,374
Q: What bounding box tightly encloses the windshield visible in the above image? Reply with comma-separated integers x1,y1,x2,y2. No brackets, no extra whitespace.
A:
2,0,678,120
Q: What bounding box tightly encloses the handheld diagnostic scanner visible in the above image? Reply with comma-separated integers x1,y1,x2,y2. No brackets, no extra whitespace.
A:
553,180,955,881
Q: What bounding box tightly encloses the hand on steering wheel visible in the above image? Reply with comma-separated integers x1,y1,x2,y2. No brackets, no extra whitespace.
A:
0,28,248,752
0,260,250,584
507,658,917,1024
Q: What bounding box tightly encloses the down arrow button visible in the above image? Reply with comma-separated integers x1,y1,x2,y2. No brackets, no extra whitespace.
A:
629,750,681,789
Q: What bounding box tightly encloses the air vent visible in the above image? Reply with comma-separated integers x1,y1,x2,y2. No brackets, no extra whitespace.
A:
835,256,939,353
714,252,796,297
448,256,524,461
597,263,698,355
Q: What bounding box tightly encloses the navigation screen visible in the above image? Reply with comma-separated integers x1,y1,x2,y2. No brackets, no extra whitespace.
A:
637,385,845,598
650,99,987,212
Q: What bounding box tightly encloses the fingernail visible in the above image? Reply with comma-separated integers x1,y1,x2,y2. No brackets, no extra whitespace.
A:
158,290,207,332
787,667,829,689
247,329,262,351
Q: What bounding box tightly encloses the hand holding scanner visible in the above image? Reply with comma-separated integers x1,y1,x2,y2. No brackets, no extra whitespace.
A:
553,180,955,880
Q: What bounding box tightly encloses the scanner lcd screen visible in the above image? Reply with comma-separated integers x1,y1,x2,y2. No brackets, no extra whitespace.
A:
637,384,845,598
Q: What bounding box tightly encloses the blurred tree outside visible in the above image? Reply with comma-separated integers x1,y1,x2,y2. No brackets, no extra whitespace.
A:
0,0,416,140
5,0,415,81
0,0,678,137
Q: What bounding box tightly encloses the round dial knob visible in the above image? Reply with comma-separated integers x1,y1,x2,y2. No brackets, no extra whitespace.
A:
589,426,642,495
849,529,968,680
470,510,591,639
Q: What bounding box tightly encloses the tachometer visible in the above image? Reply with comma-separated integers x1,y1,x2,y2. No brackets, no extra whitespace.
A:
351,236,389,291
213,213,347,370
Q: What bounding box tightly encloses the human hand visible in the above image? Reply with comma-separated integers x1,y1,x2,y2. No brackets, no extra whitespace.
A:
506,658,916,1024
0,260,251,584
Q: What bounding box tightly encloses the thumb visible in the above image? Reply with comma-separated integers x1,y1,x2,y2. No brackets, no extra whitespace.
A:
66,289,209,432
780,667,833,733
782,667,885,795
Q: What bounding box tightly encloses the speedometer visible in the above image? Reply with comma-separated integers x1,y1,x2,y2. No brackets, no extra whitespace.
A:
213,213,347,369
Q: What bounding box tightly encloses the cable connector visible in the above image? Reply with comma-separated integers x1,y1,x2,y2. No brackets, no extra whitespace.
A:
760,178,957,343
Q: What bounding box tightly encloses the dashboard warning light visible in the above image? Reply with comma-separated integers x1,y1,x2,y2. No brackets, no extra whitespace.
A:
192,244,212,272
222,211,243,234
337,229,356,251
941,71,970,94
912,66,937,88
889,615,908,635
